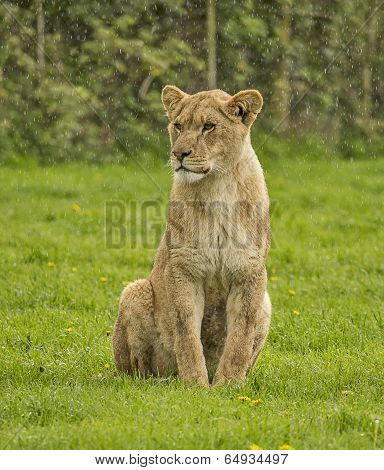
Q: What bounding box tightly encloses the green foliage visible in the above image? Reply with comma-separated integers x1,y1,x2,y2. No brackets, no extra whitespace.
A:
0,160,383,449
0,0,383,163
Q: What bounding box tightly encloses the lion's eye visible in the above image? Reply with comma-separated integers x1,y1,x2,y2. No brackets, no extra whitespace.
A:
203,123,215,132
174,122,182,132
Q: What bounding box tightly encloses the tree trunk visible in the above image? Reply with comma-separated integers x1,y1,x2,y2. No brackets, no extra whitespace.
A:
36,0,45,76
207,0,217,90
272,0,291,132
361,6,377,127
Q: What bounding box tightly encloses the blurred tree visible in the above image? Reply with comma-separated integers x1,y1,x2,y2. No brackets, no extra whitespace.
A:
0,0,382,162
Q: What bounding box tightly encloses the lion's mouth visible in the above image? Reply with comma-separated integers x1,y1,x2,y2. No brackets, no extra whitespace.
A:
176,165,210,174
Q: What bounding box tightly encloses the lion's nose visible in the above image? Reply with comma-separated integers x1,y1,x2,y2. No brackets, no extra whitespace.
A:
173,150,191,162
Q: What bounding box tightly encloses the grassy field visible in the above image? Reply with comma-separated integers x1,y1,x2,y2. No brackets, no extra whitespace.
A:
0,156,383,450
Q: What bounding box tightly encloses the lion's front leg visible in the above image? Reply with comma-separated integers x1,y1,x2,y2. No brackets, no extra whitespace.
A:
168,270,209,386
212,269,268,386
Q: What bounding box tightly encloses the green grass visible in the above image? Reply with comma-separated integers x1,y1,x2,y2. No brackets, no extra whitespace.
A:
0,156,383,450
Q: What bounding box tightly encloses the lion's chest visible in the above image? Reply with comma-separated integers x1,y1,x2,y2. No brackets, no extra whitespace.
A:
169,203,262,281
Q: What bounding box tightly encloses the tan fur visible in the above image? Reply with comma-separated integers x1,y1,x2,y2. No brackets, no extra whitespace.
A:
112,86,272,386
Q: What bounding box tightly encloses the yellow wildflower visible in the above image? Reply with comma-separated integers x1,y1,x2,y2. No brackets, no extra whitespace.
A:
65,327,73,333
293,310,300,315
288,289,296,296
104,363,110,369
250,444,262,450
71,203,82,213
100,277,108,282
251,399,262,406
239,396,252,402
47,261,55,268
278,444,294,450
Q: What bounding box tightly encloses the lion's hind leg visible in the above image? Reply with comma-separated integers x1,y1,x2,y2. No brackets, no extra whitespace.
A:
112,279,155,376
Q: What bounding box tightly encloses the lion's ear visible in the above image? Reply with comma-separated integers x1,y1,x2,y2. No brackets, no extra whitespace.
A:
227,89,263,126
161,85,188,115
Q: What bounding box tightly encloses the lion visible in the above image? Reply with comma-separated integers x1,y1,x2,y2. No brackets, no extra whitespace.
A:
112,86,272,386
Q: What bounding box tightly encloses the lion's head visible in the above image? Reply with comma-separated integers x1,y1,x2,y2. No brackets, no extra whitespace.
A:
161,86,263,183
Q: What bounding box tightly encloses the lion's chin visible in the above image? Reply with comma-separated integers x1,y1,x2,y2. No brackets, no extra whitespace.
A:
174,168,206,184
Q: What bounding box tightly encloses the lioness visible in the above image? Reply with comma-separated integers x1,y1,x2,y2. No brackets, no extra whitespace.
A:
112,86,271,386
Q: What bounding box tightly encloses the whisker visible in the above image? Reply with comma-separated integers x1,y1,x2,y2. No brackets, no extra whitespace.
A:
214,163,226,174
